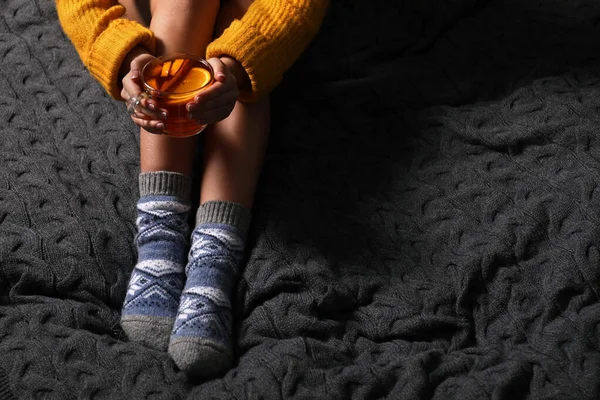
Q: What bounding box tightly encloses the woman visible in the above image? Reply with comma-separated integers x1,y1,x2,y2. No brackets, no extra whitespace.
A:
56,0,328,378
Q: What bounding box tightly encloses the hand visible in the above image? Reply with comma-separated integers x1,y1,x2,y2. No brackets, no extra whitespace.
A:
185,57,240,125
120,50,167,134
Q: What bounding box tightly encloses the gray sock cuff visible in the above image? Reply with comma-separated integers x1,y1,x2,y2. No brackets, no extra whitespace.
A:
196,201,251,238
139,171,192,199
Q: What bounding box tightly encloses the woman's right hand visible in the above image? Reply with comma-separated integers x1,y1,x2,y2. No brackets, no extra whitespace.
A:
120,50,167,134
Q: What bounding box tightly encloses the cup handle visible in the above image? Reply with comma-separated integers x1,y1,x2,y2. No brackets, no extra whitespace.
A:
126,92,151,117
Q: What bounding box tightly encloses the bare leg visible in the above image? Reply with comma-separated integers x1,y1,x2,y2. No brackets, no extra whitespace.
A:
121,0,220,175
120,0,270,378
200,99,270,208
141,1,219,175
120,0,268,201
118,0,221,353
200,0,270,209
168,0,271,378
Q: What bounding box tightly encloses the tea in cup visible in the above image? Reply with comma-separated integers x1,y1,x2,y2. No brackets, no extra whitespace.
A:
130,53,214,137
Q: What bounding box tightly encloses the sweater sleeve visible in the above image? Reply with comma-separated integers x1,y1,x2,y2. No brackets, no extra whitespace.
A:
55,0,156,100
206,0,329,103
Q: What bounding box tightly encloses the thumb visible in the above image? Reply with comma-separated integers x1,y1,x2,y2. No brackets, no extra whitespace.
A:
130,54,156,81
207,57,227,83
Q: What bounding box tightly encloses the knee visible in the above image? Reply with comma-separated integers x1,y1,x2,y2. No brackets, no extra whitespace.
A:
215,0,254,36
120,0,152,26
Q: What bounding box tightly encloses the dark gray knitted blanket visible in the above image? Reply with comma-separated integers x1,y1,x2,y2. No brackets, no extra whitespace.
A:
2,0,600,399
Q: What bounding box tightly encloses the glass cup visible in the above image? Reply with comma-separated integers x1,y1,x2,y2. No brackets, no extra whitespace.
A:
128,53,214,138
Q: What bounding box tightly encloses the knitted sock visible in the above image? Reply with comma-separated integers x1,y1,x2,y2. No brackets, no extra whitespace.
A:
121,171,192,351
169,201,250,378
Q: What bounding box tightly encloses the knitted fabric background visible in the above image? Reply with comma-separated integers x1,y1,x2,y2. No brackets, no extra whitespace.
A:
2,0,600,398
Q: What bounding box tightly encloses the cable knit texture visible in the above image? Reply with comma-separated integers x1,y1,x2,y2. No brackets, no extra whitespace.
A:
4,0,600,399
55,0,329,102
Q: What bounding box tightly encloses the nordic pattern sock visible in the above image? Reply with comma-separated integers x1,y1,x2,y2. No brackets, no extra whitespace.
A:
121,171,192,351
169,200,250,378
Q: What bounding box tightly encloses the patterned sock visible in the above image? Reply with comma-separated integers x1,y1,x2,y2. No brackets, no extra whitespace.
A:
169,201,250,378
121,171,192,351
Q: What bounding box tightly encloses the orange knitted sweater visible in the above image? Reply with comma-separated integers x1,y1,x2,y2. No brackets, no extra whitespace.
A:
55,0,328,103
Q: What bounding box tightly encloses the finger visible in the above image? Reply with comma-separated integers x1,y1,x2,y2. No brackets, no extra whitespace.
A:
190,81,226,103
129,59,142,80
139,97,169,119
188,91,238,114
131,116,165,134
130,107,157,121
121,87,130,102
135,96,167,119
130,54,153,78
123,79,166,119
122,73,143,101
189,80,238,107
126,94,158,120
207,57,228,83
130,68,140,82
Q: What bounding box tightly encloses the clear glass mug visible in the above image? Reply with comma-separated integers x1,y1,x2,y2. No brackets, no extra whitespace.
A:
127,53,214,138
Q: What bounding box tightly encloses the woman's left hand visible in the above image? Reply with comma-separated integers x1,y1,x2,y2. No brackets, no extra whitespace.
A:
186,57,239,125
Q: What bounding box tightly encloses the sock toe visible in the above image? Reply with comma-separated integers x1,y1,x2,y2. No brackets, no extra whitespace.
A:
121,315,175,351
169,337,232,378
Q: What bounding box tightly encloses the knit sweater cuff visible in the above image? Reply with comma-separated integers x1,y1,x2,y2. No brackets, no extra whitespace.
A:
206,1,329,103
207,20,274,104
87,19,155,100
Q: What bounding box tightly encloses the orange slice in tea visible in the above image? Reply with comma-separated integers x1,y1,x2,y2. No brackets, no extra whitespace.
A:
185,67,211,90
189,67,212,83
169,59,185,76
163,66,212,94
160,61,172,77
